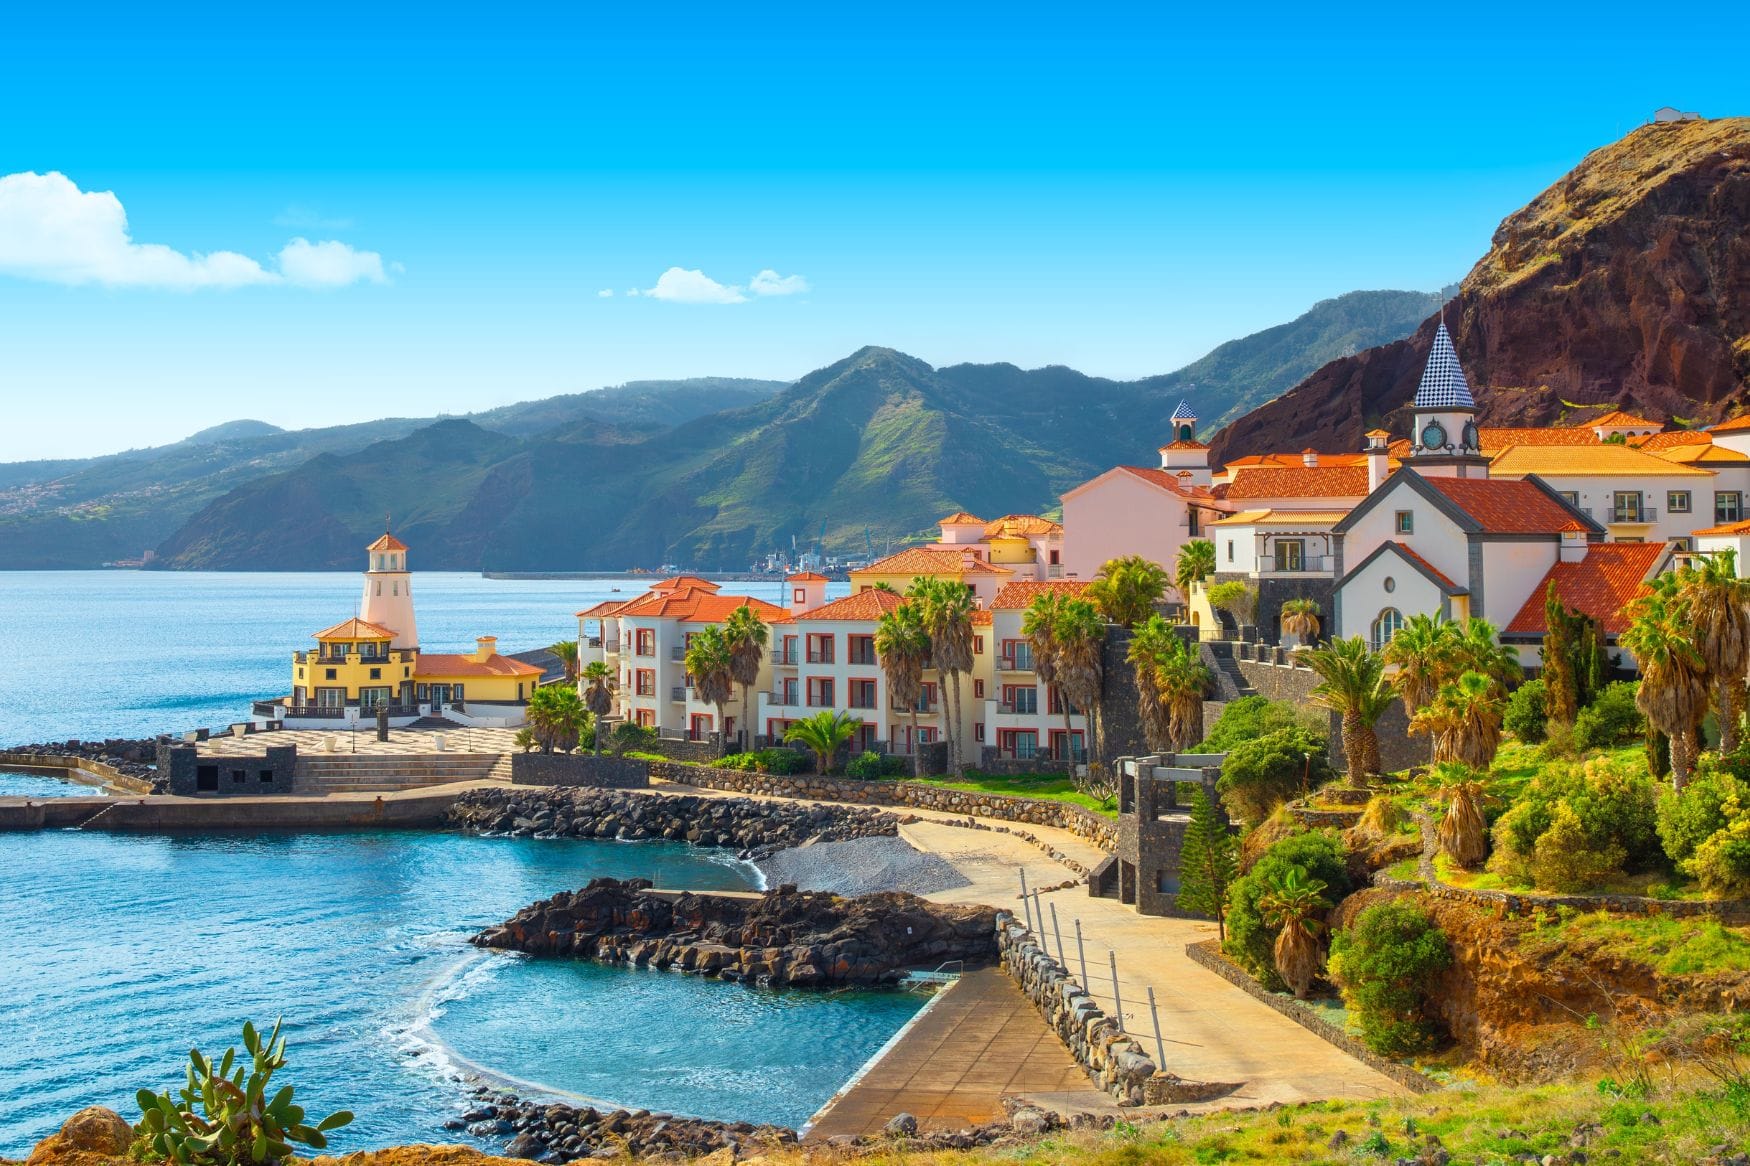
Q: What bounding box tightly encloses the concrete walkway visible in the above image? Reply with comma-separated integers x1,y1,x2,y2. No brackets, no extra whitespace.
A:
805,968,1099,1139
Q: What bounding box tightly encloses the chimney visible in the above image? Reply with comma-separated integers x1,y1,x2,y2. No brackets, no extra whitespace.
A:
474,635,497,662
1364,429,1391,492
1559,532,1588,564
1302,448,1319,468
787,574,826,615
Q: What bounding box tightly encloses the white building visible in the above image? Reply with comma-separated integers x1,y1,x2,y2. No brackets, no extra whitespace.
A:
980,580,1094,763
1486,443,1716,549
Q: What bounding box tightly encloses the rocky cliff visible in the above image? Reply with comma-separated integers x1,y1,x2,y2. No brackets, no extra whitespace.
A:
1213,117,1750,460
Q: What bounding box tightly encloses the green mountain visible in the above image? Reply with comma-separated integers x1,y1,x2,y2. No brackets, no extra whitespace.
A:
0,289,1444,569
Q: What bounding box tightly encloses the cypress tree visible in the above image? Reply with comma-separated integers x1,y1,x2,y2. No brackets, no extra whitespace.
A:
1176,787,1239,940
1542,582,1578,728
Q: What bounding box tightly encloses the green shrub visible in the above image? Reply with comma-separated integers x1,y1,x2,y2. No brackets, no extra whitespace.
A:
845,750,907,780
1216,725,1331,826
1504,678,1548,744
135,1018,352,1165
1574,681,1645,751
1197,696,1312,753
1657,759,1748,865
1329,901,1452,1055
1224,830,1351,991
716,748,811,775
1489,756,1662,890
1692,822,1750,898
607,721,659,756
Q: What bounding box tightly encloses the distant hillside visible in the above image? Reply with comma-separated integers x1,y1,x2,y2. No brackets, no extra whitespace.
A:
1212,117,1750,461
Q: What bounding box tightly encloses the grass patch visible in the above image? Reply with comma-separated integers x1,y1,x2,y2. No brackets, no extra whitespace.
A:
910,772,1117,817
1525,910,1750,976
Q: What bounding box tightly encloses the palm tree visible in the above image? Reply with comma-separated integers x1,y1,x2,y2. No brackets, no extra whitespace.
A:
909,577,975,775
1023,592,1073,758
1381,613,1453,721
870,581,899,594
1621,579,1710,789
581,661,613,754
875,603,930,776
1126,614,1180,752
723,603,770,752
1258,866,1330,1000
1157,635,1213,749
1408,671,1506,768
1087,555,1170,628
1279,598,1322,647
526,683,588,754
1679,550,1750,752
1447,618,1522,692
1175,539,1216,594
549,640,580,684
1433,762,1489,868
1056,598,1109,763
683,625,737,753
784,709,861,775
1301,636,1388,785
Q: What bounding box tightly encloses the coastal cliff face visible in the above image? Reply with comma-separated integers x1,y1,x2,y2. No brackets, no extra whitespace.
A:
1213,117,1750,460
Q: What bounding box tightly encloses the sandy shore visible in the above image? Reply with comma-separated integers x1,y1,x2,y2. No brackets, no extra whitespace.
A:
756,834,973,896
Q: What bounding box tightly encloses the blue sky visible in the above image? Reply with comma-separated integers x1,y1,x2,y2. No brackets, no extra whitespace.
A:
1,1,1743,460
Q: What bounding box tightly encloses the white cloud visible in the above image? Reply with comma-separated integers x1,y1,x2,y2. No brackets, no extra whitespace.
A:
643,266,747,304
277,238,388,287
597,288,615,298
749,269,809,296
0,171,391,291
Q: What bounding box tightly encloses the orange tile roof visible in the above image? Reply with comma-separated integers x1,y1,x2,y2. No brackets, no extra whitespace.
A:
1692,518,1750,536
1477,426,1599,449
1392,544,1459,591
939,511,986,524
1713,415,1750,434
1631,430,1712,450
1649,443,1750,465
652,575,721,592
982,514,1062,537
1489,444,1713,477
1503,542,1668,636
777,589,905,622
1222,452,1370,468
367,533,408,552
990,580,1093,609
575,599,632,619
615,586,787,623
857,547,1014,576
786,571,829,581
1590,409,1661,428
313,617,396,640
1225,465,1371,500
1423,478,1593,533
1105,465,1225,500
971,610,993,626
415,652,546,678
1158,439,1210,451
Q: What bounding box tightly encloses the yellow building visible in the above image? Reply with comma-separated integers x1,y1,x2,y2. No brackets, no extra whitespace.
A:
278,533,543,727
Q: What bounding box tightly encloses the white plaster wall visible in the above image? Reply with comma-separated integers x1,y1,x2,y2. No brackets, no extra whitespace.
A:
1497,470,1715,545
1697,533,1750,576
1479,542,1561,629
1338,488,1469,585
1335,550,1445,645
1212,524,1259,574
1062,472,1189,580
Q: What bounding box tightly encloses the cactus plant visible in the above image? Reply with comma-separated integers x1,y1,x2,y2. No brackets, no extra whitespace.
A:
134,1018,352,1164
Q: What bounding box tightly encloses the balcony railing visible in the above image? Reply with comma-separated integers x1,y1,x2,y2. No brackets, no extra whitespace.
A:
1047,563,1064,579
767,690,804,707
997,701,1041,716
671,686,687,702
1261,554,1329,573
282,703,419,720
999,654,1035,673
635,686,657,698
1606,505,1658,524
847,650,877,666
807,650,835,664
772,646,799,666
671,645,686,661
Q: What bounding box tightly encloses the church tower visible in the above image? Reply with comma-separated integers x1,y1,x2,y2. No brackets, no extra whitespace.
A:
359,532,419,650
1409,321,1489,479
1158,399,1212,486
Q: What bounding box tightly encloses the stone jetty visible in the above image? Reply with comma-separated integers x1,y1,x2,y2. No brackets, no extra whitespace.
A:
473,878,998,986
447,786,897,859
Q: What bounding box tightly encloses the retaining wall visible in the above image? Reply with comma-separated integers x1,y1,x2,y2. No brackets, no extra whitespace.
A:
511,752,651,789
1372,873,1750,926
648,762,1118,853
1231,655,1419,775
0,752,155,795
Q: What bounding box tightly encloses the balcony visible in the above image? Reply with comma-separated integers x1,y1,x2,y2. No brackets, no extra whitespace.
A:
998,653,1035,673
1260,554,1330,573
847,650,877,667
767,690,804,708
996,701,1042,716
1607,505,1658,525
1047,563,1064,579
671,645,686,662
772,646,799,666
671,686,687,702
807,650,835,664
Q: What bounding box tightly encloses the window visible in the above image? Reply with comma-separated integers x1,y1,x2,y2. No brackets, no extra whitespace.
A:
917,682,939,712
369,667,381,680
973,636,984,655
973,678,985,699
1276,539,1305,572
1049,549,1060,565
1370,608,1404,651
635,668,656,697
974,722,985,742
847,634,876,665
1719,492,1744,524
635,628,655,656
1395,511,1414,535
1001,640,1034,670
998,729,1039,759
325,668,337,680
806,633,835,664
1048,729,1087,763
848,678,878,709
1560,491,1580,507
1048,686,1081,716
1612,491,1644,522
807,677,835,707
1226,540,1234,563
1671,537,1693,552
793,587,806,604
1003,684,1038,714
777,678,799,705
635,708,655,728
1669,490,1692,514
777,635,798,665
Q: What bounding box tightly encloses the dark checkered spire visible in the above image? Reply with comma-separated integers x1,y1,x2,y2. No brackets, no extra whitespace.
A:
1415,322,1475,410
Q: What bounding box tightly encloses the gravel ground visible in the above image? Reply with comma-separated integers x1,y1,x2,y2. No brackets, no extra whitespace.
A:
755,834,972,896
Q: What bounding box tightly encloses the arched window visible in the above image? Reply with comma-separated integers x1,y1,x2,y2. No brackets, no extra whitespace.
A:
1371,608,1404,651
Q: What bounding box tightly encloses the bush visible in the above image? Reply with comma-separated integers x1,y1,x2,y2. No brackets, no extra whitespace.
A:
607,721,659,756
1657,758,1749,865
1489,756,1662,890
1217,725,1332,826
716,748,811,775
845,750,908,780
1504,678,1548,744
1225,830,1351,991
1198,696,1311,753
1574,681,1645,751
1692,822,1750,898
1329,901,1452,1055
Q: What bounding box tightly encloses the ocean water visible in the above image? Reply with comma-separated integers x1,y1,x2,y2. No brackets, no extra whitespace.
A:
0,829,924,1155
0,571,823,745
0,770,98,797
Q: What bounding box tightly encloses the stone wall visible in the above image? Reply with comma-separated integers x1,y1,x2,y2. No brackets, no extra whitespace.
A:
1099,627,1146,759
510,752,651,789
1231,655,1419,775
0,750,156,795
1373,871,1750,925
640,736,723,764
158,743,297,797
649,762,1119,854
998,918,1236,1107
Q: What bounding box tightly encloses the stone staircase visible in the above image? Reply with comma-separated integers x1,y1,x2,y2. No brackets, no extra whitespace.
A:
293,753,512,794
1200,642,1257,701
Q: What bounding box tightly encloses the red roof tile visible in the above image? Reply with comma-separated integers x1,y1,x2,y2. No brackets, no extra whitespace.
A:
313,617,396,640
786,571,829,582
415,652,546,678
1712,414,1750,434
1632,430,1713,450
652,575,721,592
781,590,907,622
1477,426,1599,449
982,514,1063,537
1225,465,1371,500
939,511,986,524
1390,543,1460,590
857,547,1013,576
990,580,1093,609
1503,543,1668,636
1590,409,1661,428
614,586,787,623
1158,439,1210,451
1424,477,1593,534
574,599,632,619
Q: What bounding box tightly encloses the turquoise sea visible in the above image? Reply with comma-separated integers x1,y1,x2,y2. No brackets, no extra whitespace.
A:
0,571,900,1156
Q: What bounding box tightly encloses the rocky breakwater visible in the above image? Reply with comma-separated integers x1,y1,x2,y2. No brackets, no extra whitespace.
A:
1,738,161,792
447,786,896,860
474,877,998,986
445,1087,795,1162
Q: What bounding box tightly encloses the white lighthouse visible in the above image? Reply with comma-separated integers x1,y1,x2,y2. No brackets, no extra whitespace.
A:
359,532,419,650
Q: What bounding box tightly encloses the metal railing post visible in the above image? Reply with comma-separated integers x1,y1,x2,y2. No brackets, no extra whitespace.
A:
1147,985,1166,1067
1109,949,1123,1032
1074,918,1088,989
1018,870,1031,933
1049,901,1067,970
